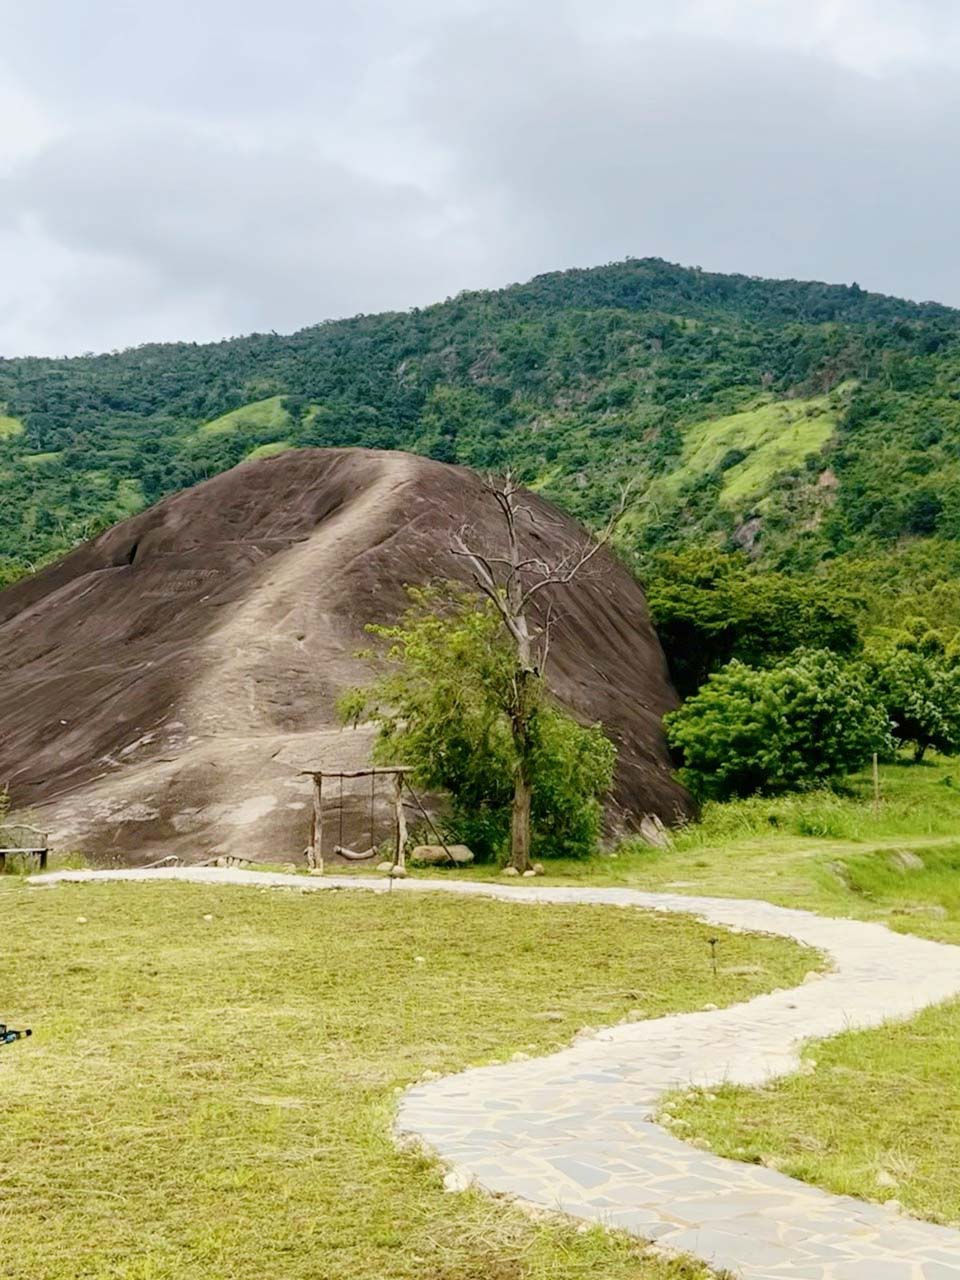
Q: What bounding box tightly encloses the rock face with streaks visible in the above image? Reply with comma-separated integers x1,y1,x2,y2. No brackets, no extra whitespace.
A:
0,449,688,863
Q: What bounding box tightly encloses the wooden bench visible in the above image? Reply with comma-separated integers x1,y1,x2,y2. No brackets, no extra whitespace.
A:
0,824,48,872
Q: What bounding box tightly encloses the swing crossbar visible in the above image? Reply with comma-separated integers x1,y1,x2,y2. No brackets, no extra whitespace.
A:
298,767,414,778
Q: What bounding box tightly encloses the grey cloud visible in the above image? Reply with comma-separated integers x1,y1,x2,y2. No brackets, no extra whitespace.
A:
0,125,481,350
408,16,960,302
2,0,960,354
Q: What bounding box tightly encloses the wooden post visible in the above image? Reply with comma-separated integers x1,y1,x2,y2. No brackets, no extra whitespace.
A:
872,752,880,817
307,773,324,872
393,771,408,873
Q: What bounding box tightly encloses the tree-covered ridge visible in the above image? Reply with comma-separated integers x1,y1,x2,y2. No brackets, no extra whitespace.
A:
2,255,960,580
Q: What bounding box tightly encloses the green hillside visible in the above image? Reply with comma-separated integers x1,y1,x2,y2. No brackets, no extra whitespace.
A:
2,256,959,598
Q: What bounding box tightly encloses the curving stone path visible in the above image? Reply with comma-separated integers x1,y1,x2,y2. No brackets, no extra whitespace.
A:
31,867,960,1278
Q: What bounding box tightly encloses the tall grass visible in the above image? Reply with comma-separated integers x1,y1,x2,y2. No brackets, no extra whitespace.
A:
671,754,960,848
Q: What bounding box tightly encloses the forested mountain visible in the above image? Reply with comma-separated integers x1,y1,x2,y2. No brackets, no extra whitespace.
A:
3,256,960,617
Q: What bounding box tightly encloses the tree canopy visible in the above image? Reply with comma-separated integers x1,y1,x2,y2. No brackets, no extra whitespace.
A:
339,587,616,860
643,547,862,696
5,256,960,600
665,650,891,800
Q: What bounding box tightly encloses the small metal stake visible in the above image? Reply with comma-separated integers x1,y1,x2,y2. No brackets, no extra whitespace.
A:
707,937,719,978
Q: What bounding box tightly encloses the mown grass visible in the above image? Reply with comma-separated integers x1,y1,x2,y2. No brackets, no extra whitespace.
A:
0,881,813,1279
620,754,960,1228
414,755,960,941
667,998,960,1225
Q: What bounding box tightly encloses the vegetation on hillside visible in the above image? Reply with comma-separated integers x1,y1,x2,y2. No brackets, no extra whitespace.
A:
7,254,960,804
4,256,960,603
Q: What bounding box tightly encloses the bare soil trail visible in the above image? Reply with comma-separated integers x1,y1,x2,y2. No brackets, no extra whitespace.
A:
0,448,688,863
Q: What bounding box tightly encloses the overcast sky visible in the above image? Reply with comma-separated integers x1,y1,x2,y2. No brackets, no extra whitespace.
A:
2,0,959,357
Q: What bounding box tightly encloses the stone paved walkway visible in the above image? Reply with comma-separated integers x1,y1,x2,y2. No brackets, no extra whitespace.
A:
32,867,960,1278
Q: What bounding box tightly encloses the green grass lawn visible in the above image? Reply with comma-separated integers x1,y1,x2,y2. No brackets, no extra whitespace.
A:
667,998,960,1226
427,755,960,944
0,881,814,1280
386,754,960,1228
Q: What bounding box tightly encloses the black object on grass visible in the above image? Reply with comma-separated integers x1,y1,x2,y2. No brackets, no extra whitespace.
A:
707,937,719,978
0,1024,31,1046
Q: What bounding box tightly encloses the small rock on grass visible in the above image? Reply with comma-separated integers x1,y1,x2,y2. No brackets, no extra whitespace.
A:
410,844,474,866
889,849,924,872
443,1167,474,1194
501,866,520,876
522,869,537,878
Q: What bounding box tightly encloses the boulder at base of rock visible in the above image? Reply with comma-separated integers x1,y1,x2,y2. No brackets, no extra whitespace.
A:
889,849,924,872
639,813,671,849
410,843,474,865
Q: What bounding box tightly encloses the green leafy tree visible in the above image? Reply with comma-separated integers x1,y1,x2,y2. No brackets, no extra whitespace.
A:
645,548,862,696
665,649,891,800
339,586,616,861
866,642,960,762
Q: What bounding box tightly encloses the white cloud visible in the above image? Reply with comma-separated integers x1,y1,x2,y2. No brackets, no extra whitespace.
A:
0,0,959,355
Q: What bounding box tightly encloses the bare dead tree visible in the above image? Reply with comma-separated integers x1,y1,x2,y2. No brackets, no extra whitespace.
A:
451,474,631,872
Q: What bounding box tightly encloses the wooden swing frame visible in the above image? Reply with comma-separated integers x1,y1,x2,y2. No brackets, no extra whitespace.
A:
299,766,417,876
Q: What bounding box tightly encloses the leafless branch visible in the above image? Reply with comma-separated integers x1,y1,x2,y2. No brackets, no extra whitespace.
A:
450,474,637,670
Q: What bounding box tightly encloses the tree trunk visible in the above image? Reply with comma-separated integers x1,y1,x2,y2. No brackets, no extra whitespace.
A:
508,664,537,872
510,765,532,873
914,741,928,764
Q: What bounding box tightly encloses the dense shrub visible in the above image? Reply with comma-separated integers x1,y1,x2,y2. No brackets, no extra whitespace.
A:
665,649,891,800
866,645,960,762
